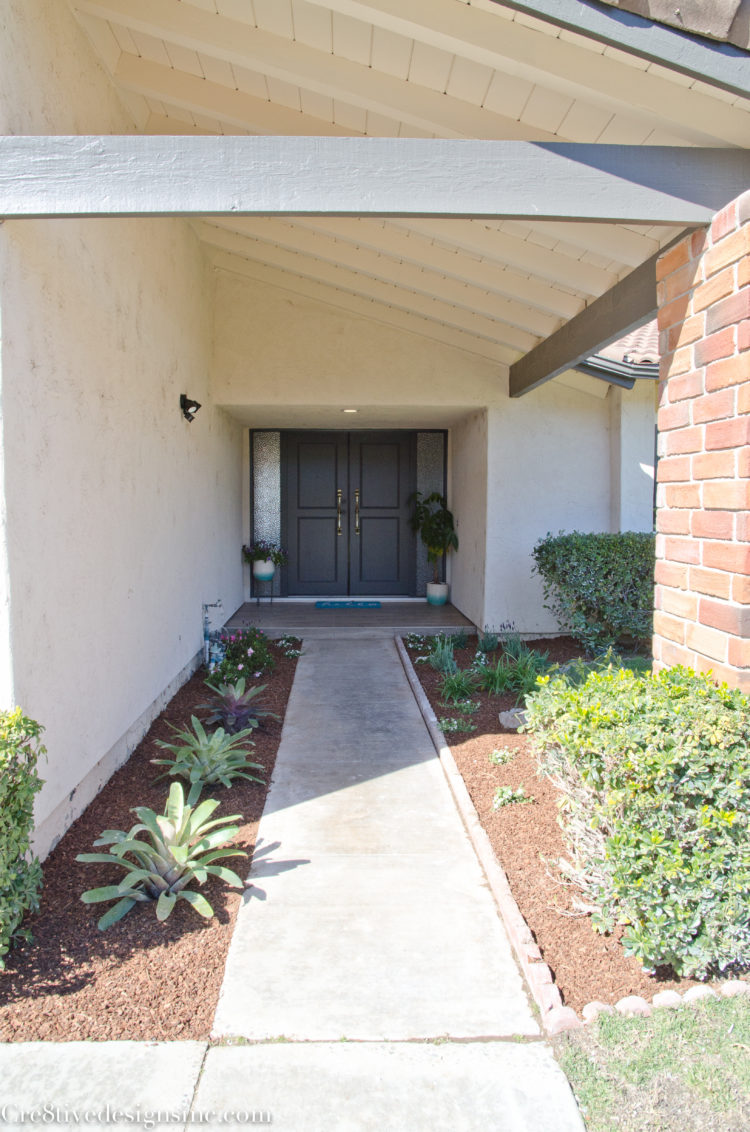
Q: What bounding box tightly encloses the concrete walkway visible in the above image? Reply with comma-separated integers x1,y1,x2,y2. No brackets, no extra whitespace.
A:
0,636,584,1131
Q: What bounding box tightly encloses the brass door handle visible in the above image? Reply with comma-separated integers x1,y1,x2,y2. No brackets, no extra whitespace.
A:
355,489,360,535
337,488,343,536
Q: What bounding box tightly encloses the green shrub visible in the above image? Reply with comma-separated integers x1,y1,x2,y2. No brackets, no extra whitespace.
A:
215,626,275,684
439,669,478,704
0,710,45,967
525,666,750,978
532,530,656,654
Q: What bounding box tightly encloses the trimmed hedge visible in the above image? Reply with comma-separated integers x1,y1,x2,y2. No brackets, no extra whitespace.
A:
0,709,45,967
532,530,655,654
525,665,750,979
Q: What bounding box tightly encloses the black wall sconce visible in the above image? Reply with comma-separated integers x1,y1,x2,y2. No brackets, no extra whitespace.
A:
180,394,202,423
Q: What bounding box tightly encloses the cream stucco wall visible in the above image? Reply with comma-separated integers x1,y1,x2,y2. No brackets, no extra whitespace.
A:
212,269,506,426
449,411,488,628
0,1,245,856
609,382,657,533
483,383,613,634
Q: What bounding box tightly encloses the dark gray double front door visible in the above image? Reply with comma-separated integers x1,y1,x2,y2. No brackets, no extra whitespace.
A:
283,431,416,596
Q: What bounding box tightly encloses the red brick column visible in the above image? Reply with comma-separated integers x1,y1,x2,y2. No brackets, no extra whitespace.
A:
653,190,750,690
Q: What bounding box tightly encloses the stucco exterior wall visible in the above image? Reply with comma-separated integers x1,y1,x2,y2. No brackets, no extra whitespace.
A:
0,1,245,855
212,270,505,424
610,382,658,532
1,216,244,856
483,383,612,634
450,411,488,628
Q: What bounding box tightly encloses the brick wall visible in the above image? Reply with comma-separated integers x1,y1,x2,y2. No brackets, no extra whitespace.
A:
653,190,750,690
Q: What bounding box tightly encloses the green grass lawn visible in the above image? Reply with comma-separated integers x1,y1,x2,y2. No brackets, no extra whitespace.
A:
555,995,750,1132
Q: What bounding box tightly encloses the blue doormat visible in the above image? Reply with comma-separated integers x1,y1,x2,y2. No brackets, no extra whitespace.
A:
315,600,382,608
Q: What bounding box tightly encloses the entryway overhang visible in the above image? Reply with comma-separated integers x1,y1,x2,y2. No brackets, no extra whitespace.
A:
2,136,749,402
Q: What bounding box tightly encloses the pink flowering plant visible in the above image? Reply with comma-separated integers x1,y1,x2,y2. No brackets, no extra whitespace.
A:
214,626,275,685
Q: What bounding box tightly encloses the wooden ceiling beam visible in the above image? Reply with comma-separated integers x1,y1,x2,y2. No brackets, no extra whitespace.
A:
2,136,747,223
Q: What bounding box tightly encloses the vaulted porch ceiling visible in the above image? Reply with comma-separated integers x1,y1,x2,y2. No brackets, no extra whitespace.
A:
57,0,750,383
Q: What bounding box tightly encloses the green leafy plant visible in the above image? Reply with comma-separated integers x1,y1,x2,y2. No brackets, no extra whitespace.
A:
532,530,655,654
0,710,45,968
449,629,469,649
404,633,427,650
474,640,548,701
439,669,479,704
214,626,275,684
477,629,500,653
409,491,458,584
492,785,532,808
199,677,279,734
241,539,289,567
278,635,303,658
77,781,246,929
525,665,750,978
428,638,458,675
438,716,477,734
489,746,514,766
152,715,265,789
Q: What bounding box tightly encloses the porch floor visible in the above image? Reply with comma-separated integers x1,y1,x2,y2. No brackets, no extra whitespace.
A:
225,600,475,638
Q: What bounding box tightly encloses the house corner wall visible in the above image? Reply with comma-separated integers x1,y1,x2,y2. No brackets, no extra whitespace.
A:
653,191,750,690
0,0,246,857
609,382,657,533
449,411,487,628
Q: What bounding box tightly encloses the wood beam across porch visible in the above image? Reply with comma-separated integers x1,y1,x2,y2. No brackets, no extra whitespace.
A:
1,137,749,224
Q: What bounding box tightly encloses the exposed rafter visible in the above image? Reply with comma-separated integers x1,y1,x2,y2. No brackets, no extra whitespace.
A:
2,136,749,221
508,244,670,396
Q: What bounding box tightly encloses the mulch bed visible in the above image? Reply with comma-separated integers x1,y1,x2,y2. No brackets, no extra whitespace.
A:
0,643,299,1043
406,636,714,1015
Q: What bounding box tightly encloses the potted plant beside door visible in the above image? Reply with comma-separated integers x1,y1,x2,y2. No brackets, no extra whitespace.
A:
409,492,458,606
242,539,289,581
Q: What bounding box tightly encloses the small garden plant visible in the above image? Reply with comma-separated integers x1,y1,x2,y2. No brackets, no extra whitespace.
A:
153,715,265,790
492,785,532,809
77,781,246,929
525,664,750,978
199,677,279,734
0,710,45,968
213,626,275,683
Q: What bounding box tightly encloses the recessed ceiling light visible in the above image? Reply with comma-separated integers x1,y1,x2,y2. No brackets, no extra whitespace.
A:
342,408,358,413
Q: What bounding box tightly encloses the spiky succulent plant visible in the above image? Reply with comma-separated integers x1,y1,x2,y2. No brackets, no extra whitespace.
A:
77,781,246,929
152,714,265,789
199,677,279,734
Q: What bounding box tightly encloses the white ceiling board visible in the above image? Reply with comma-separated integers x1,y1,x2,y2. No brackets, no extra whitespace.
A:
331,11,372,64
198,53,235,87
209,249,517,363
445,55,494,104
200,222,539,350
164,40,205,76
556,99,612,143
128,28,172,65
370,26,413,79
116,54,359,133
408,40,453,92
291,0,333,52
280,216,584,317
252,0,294,39
389,219,615,295
207,216,561,336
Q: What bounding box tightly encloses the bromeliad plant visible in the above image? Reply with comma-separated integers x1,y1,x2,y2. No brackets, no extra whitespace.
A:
77,781,246,929
152,715,265,790
199,677,279,734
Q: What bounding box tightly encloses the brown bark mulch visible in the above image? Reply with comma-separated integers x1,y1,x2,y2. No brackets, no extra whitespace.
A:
0,643,299,1043
407,636,711,1015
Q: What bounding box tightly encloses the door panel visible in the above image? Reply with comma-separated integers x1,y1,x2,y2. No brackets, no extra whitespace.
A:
283,431,416,596
349,433,415,596
284,433,348,595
